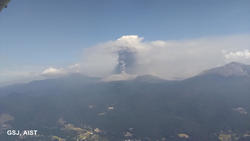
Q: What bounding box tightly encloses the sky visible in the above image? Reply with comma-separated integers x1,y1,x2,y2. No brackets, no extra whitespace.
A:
0,0,250,85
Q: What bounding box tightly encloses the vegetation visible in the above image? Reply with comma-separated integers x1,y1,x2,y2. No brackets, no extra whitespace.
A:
0,0,10,12
0,71,250,140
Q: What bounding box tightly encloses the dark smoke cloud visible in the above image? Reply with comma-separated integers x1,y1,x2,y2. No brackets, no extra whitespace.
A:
114,47,137,74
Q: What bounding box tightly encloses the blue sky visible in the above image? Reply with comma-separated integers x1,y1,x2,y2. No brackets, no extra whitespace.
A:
1,0,250,84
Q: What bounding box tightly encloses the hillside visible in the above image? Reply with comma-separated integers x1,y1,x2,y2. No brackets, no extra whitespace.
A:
0,62,250,141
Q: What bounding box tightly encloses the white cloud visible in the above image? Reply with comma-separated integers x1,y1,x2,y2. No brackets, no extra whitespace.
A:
68,63,80,72
2,34,250,86
224,50,250,59
0,69,42,86
76,34,250,79
101,72,137,82
41,67,66,77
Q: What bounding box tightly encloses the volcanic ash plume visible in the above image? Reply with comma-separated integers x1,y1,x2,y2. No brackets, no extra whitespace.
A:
113,47,137,74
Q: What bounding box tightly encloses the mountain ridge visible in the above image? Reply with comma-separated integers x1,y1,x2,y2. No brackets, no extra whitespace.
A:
0,62,250,141
199,62,250,77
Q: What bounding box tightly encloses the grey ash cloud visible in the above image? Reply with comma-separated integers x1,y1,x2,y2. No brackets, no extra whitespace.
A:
114,47,137,74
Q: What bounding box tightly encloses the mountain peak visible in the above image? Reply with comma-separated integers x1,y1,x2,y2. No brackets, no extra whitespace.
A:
225,61,245,67
200,62,250,77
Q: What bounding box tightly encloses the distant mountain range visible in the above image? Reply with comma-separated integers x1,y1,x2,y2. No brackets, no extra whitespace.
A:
200,62,250,77
1,62,250,141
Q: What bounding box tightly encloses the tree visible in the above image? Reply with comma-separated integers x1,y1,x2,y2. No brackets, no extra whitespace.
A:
0,0,10,12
